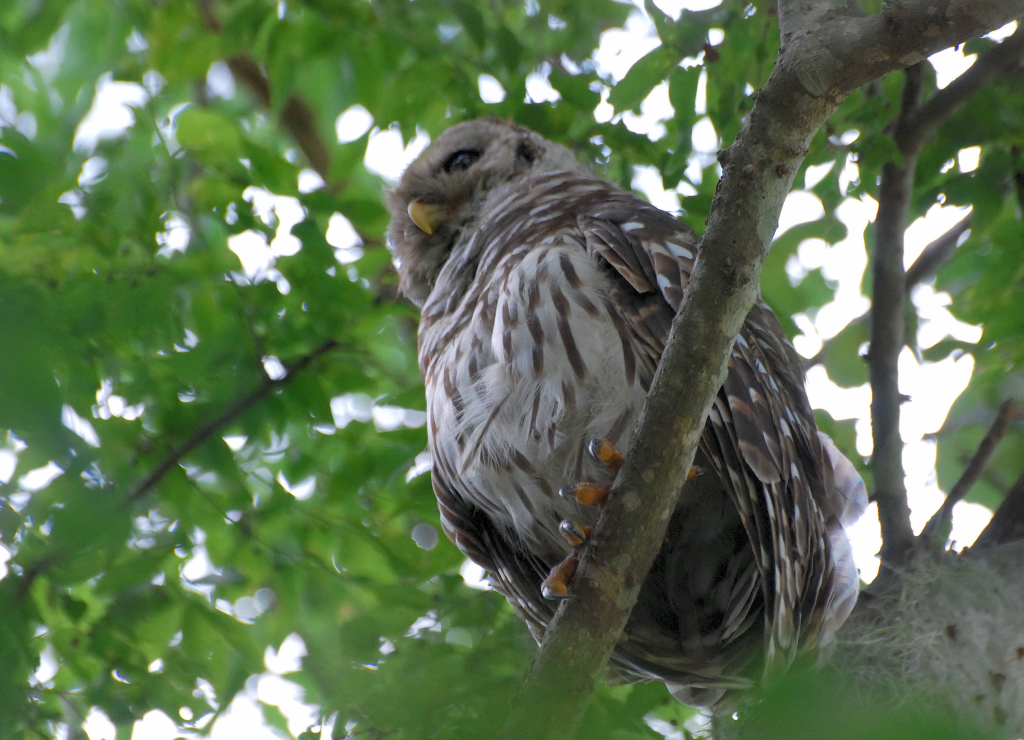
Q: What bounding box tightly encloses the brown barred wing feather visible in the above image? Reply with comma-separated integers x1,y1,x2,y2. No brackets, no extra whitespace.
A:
431,454,555,638
579,202,835,671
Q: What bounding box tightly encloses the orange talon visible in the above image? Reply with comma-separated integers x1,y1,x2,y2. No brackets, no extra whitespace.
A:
542,551,579,600
559,482,611,508
588,438,625,474
559,520,592,547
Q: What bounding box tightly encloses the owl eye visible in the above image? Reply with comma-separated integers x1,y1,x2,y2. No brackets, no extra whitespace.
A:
442,149,481,173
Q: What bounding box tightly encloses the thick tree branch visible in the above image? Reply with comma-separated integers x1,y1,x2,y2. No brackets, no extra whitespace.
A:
499,2,1024,738
975,468,1024,548
729,542,1024,738
921,400,1023,545
126,340,339,504
868,64,923,568
778,1,1024,96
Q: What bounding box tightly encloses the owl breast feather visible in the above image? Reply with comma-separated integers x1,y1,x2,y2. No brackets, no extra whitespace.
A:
419,176,650,563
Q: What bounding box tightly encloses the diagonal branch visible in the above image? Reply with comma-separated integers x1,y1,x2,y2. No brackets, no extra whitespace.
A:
499,2,1024,738
899,23,1024,154
902,211,973,288
921,399,1023,545
973,467,1024,548
198,0,335,187
126,340,339,504
802,211,973,371
224,56,334,186
802,211,973,372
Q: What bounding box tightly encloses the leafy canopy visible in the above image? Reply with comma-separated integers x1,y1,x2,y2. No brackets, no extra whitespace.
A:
0,0,1020,738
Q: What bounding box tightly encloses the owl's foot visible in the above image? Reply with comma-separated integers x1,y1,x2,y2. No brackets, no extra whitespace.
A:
559,519,593,547
541,551,578,599
541,521,594,599
546,439,680,600
559,481,611,508
555,438,623,510
589,437,625,474
543,440,622,600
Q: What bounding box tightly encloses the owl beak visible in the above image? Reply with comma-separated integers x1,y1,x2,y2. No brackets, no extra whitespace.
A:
407,199,447,235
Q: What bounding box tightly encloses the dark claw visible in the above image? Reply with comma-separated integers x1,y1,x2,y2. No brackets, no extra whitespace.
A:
541,552,579,600
541,581,570,600
588,437,625,474
559,519,591,547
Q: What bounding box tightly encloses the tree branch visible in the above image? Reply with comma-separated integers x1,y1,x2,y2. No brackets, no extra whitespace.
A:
902,211,973,288
974,467,1024,548
802,212,973,371
921,399,1022,545
779,1,1024,97
801,22,1024,370
868,64,923,568
867,24,1024,567
126,340,340,504
900,22,1024,153
802,210,970,372
225,56,334,186
199,0,335,187
499,2,1024,738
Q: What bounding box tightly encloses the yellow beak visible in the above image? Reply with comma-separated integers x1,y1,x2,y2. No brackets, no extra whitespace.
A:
407,199,447,235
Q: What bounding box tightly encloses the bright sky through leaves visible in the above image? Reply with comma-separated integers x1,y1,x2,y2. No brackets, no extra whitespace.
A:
2,2,1018,738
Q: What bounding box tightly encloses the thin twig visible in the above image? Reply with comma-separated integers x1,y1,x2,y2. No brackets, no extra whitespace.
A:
903,211,973,288
126,340,340,504
922,399,1023,544
802,211,973,371
973,467,1024,548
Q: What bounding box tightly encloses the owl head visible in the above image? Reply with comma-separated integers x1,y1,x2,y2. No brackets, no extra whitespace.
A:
386,117,584,304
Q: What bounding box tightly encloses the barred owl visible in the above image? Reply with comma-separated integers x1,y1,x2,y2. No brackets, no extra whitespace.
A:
386,118,865,705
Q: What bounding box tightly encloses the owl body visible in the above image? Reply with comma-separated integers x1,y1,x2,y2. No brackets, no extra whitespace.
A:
387,119,866,703
420,172,654,562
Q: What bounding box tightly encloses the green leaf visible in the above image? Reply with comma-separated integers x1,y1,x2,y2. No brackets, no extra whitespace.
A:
175,107,246,169
608,45,678,112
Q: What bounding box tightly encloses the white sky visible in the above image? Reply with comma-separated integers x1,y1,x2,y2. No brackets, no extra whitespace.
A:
2,6,1018,740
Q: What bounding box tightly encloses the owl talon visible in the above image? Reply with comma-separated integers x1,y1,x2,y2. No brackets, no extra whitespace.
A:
588,437,625,474
559,482,611,508
542,551,579,600
559,520,592,547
